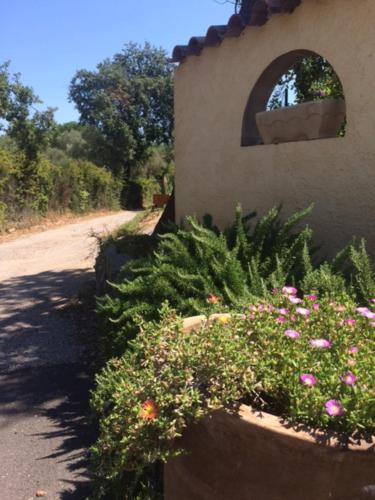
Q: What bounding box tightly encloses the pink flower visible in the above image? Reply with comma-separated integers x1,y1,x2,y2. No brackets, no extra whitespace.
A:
296,307,310,317
312,303,320,311
370,322,375,327
300,374,316,387
325,400,345,417
344,319,357,327
276,316,286,324
289,296,302,305
272,288,279,294
307,294,318,301
310,339,332,349
283,286,298,295
357,307,370,315
349,346,359,354
371,299,375,304
340,372,357,386
364,310,375,320
249,305,257,312
290,315,297,322
278,308,288,316
284,329,300,339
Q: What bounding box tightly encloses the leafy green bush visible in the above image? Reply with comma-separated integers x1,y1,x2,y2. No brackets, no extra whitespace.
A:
136,176,159,208
97,206,375,358
0,148,121,230
92,295,375,498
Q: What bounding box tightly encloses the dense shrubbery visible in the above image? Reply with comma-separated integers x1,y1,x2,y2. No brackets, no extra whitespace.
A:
97,206,375,358
0,148,121,230
92,296,375,498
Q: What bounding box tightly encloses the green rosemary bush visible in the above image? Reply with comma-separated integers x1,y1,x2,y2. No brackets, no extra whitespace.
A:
98,205,375,359
98,206,318,358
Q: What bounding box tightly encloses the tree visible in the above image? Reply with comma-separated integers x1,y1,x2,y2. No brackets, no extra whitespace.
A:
0,62,56,199
69,43,174,183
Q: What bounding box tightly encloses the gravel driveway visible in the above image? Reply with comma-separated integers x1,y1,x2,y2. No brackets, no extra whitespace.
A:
0,211,136,499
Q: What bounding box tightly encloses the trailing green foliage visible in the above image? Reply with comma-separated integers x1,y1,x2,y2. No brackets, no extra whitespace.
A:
91,305,254,499
98,206,375,359
92,298,375,498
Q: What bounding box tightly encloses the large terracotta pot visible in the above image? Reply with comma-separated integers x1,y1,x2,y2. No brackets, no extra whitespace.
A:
164,315,375,500
256,98,346,145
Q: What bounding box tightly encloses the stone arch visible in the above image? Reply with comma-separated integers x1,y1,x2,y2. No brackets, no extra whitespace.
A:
241,50,346,146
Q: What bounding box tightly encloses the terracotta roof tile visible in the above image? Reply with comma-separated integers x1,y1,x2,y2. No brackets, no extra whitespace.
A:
171,0,302,63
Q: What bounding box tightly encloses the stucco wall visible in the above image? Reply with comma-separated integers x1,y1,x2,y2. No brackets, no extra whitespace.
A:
174,0,375,257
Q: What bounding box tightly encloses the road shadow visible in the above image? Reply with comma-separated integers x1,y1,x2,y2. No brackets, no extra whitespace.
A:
0,269,95,373
0,268,98,498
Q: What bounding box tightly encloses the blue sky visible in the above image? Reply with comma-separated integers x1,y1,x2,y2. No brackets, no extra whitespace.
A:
0,0,234,123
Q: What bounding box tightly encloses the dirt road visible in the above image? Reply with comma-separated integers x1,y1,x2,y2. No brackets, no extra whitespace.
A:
0,211,136,499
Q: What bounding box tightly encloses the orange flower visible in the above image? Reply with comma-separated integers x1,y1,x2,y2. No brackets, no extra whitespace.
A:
140,399,158,420
207,294,220,304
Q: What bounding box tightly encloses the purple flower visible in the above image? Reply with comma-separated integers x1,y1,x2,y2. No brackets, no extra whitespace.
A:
283,286,298,295
285,329,300,339
325,400,345,417
357,307,370,315
276,316,286,324
349,346,359,354
300,374,316,387
289,296,302,305
278,308,288,316
344,319,357,327
312,303,320,311
296,307,310,317
371,299,375,304
341,372,357,386
310,339,332,349
364,310,375,320
307,294,318,301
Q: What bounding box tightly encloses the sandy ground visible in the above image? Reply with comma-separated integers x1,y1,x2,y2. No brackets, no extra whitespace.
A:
0,211,136,500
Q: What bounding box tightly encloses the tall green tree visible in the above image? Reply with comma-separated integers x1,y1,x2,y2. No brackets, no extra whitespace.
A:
69,42,174,182
0,62,56,200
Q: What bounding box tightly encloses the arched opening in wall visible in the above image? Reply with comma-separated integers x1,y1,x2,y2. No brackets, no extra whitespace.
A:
241,50,346,147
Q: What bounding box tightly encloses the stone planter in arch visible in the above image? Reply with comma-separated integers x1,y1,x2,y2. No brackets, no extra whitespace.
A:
164,314,375,500
256,98,346,145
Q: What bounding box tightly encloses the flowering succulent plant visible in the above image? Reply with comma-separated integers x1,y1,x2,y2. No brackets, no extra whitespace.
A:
92,292,375,495
244,289,374,434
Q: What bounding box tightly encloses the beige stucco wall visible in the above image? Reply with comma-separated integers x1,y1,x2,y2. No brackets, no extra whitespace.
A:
174,0,375,257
